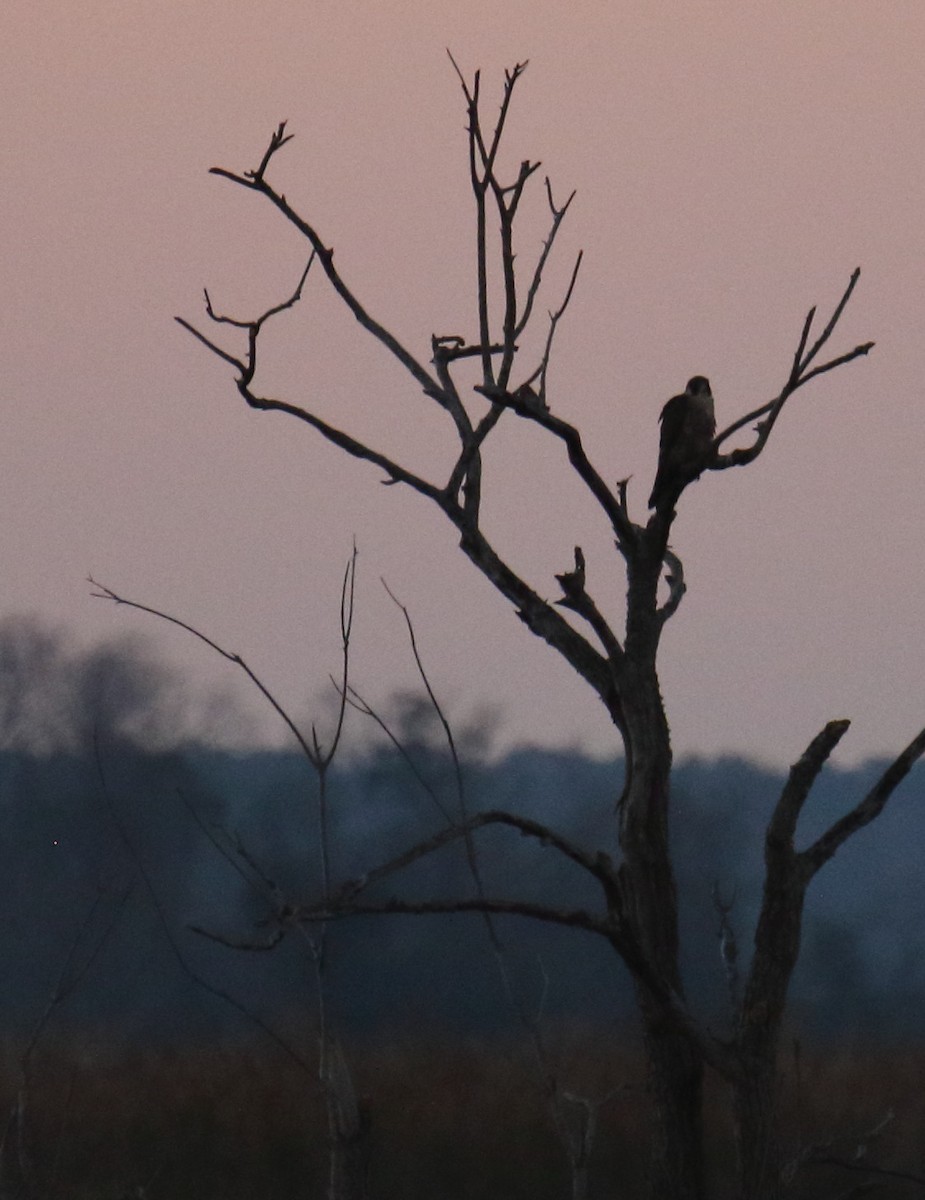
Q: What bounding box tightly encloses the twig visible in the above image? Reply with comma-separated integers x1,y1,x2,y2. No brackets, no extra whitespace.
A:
208,140,442,402
528,249,584,407
515,178,577,339
90,577,318,764
712,270,873,472
298,893,610,936
555,545,624,662
381,579,467,818
340,684,456,824
92,732,312,1073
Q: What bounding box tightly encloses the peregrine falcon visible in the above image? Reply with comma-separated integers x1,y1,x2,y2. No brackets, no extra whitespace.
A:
648,376,716,511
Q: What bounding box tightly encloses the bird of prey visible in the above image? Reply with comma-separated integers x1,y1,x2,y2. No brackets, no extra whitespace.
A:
648,375,716,511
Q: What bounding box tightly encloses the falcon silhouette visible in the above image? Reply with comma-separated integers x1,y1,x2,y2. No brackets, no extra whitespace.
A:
648,376,716,511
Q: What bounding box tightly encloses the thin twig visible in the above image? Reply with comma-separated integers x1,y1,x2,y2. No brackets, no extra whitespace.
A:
89,578,319,765
712,271,873,472
515,179,577,339
93,732,313,1073
531,249,584,407
339,683,456,824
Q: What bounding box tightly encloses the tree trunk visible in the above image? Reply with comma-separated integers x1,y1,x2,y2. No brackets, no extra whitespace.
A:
617,641,706,1200
730,1061,782,1200
728,800,810,1199
641,1018,706,1200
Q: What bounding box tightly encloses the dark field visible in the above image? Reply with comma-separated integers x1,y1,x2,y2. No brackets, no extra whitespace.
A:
5,1029,925,1199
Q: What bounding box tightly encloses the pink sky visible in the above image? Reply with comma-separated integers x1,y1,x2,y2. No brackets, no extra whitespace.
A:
4,1,925,765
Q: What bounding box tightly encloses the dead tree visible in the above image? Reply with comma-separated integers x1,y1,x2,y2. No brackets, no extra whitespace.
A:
176,59,924,1200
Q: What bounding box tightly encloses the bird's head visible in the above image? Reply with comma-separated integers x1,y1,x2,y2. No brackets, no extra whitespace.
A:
687,375,711,396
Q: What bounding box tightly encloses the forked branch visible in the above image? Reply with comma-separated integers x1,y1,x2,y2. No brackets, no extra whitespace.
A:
555,545,624,662
712,269,874,471
741,717,925,1064
801,723,925,875
176,268,445,503
515,178,578,339
768,719,852,857
209,127,441,403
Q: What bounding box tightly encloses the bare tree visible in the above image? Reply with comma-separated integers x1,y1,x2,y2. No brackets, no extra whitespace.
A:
95,554,371,1200
175,58,923,1200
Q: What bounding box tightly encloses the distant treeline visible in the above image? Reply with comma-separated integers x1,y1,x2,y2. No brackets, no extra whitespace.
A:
3,731,925,1047
0,612,922,1047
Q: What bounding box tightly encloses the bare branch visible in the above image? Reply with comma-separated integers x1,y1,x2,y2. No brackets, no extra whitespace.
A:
325,807,619,907
177,265,447,502
208,132,442,403
19,881,131,1084
798,342,876,387
445,49,472,101
178,789,279,909
806,1157,925,1190
234,379,447,500
351,582,615,1176
319,543,357,769
495,157,543,387
303,893,610,937
801,724,925,875
94,546,358,908
465,74,493,388
474,383,636,552
431,336,505,363
173,316,245,372
789,1107,925,1190
532,250,584,407
248,119,294,181
738,720,853,1054
515,179,577,339
769,719,851,860
93,734,312,1074
456,525,621,718
554,545,624,662
305,875,732,1079
184,71,633,743
340,683,456,825
798,267,863,376
447,56,547,396
177,257,313,381
90,578,320,765
789,305,816,383
190,921,286,952
381,578,469,817
295,787,723,1069
711,271,873,474
488,60,529,172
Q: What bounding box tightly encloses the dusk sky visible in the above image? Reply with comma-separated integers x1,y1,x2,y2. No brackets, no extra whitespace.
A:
5,2,925,766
